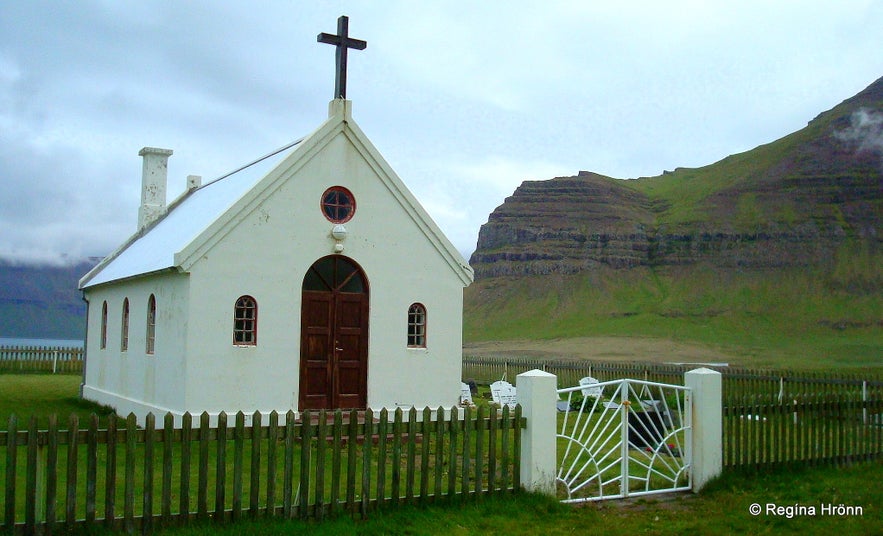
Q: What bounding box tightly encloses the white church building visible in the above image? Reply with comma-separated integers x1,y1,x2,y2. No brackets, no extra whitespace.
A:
78,98,474,424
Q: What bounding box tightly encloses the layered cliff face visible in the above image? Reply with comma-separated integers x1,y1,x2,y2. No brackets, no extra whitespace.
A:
471,173,655,276
470,77,883,281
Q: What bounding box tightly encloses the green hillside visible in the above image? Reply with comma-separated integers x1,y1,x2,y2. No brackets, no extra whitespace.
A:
464,265,880,369
629,73,883,228
466,77,883,369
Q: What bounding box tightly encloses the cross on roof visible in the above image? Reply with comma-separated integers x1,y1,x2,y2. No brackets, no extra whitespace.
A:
317,15,367,99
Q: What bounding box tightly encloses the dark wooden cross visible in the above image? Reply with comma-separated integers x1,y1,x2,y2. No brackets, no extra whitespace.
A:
317,15,367,99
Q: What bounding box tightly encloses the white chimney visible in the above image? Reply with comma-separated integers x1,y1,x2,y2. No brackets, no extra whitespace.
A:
137,147,173,230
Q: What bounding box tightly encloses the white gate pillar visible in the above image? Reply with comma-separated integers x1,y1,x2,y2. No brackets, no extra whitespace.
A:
516,369,557,496
685,367,722,491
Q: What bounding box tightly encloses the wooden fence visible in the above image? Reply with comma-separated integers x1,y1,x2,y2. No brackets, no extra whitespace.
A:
1,406,523,534
464,356,883,470
723,394,883,469
0,346,83,374
463,355,883,400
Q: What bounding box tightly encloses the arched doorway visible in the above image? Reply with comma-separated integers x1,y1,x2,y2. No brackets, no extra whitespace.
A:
299,255,369,410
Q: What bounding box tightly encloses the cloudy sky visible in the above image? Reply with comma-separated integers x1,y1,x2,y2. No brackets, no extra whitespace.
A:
2,1,882,265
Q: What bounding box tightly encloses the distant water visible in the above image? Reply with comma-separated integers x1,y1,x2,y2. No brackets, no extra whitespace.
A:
0,337,84,349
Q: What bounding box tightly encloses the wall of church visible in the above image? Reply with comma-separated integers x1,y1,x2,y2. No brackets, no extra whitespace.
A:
178,126,466,415
180,256,303,418
81,272,189,424
362,256,465,411
325,129,467,411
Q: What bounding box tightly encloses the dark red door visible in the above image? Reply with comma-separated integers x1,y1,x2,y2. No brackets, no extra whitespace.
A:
299,256,368,410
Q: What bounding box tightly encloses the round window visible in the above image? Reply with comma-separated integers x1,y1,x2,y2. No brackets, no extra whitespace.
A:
321,186,356,223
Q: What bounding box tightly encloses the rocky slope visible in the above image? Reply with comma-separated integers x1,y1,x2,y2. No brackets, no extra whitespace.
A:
471,172,655,275
470,77,883,282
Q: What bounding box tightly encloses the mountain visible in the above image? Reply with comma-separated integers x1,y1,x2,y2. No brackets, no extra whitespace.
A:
471,76,882,280
466,77,882,367
0,258,99,340
3,78,882,361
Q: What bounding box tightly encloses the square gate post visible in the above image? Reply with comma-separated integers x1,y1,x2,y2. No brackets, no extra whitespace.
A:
516,369,557,496
685,368,722,491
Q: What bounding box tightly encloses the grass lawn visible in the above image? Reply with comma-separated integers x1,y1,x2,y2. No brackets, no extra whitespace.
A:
68,462,878,535
0,373,115,428
464,268,882,371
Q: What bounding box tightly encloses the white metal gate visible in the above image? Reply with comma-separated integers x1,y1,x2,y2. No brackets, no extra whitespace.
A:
556,378,692,502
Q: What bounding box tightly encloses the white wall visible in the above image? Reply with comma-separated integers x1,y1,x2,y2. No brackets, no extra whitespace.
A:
82,272,189,421
181,127,466,415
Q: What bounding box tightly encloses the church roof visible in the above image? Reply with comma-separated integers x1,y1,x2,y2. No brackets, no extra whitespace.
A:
79,100,474,289
79,147,293,288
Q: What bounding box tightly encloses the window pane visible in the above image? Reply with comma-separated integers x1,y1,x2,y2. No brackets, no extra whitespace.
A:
337,258,363,292
315,258,336,288
303,257,366,293
121,298,129,351
321,186,356,223
303,267,329,291
407,303,426,348
233,296,257,346
100,301,108,349
340,274,363,293
146,295,156,354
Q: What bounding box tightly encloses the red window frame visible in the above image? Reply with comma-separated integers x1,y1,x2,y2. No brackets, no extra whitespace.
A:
407,303,427,348
321,186,356,223
233,295,258,346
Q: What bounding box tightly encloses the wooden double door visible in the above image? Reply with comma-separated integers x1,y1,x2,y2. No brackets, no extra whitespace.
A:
299,256,369,410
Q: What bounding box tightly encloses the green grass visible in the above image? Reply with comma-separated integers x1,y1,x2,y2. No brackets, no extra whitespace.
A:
0,374,114,428
62,462,881,535
464,265,882,370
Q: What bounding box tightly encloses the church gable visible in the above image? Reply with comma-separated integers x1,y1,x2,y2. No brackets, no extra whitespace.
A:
176,100,473,286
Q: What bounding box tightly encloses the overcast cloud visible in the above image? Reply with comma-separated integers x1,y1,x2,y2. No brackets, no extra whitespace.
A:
1,1,882,265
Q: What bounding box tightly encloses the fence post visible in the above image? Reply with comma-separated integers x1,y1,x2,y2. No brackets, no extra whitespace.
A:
685,368,722,492
862,380,868,425
516,369,557,496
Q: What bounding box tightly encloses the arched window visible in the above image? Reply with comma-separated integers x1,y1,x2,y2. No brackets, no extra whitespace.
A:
233,295,258,346
407,303,427,348
100,301,108,349
120,298,130,351
146,294,156,355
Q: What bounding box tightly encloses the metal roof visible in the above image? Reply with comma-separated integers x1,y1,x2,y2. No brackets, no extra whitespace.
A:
80,143,297,288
